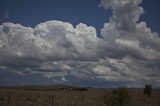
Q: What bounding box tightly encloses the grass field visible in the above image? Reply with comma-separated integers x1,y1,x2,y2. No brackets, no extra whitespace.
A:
0,86,160,106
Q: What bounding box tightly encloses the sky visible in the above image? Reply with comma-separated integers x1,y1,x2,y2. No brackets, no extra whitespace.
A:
0,0,160,88
0,0,160,34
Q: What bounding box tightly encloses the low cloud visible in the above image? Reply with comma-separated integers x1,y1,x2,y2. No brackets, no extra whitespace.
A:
0,0,160,87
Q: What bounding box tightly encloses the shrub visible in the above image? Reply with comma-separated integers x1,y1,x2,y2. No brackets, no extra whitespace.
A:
103,88,132,106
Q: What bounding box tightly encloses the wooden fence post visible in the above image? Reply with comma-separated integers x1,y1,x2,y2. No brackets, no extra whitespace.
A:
8,89,11,105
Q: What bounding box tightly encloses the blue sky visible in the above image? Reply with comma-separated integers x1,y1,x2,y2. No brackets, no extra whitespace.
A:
0,0,111,35
0,0,160,88
0,0,160,34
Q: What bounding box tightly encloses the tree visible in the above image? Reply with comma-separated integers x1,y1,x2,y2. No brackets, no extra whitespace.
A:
143,85,152,98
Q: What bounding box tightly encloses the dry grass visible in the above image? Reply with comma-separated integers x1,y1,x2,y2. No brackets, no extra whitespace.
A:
0,86,159,106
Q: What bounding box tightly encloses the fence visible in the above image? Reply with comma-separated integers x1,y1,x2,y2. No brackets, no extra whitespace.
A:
0,89,159,106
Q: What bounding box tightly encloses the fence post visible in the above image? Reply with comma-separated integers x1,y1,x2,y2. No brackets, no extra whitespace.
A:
51,95,53,106
8,89,11,105
16,91,19,106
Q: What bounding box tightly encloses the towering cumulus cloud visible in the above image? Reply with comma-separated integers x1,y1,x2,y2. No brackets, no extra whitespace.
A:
99,0,160,87
0,0,160,87
100,0,144,32
100,0,160,61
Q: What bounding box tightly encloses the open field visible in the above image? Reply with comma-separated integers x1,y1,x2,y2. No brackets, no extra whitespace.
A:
0,86,160,106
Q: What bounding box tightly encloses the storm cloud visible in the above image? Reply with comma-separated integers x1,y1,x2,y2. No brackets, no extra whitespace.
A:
0,0,160,87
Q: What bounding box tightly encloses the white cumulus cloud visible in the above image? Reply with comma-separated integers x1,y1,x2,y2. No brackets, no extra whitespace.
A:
0,0,160,87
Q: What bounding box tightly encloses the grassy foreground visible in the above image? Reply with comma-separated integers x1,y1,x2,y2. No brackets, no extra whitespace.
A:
0,85,160,106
